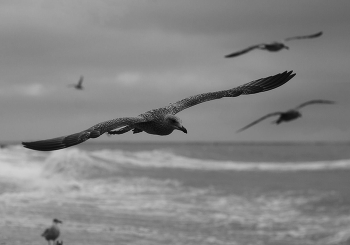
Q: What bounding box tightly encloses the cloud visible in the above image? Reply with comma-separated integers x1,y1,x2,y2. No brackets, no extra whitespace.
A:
0,83,53,97
115,70,223,94
116,72,142,86
21,83,48,96
0,0,349,142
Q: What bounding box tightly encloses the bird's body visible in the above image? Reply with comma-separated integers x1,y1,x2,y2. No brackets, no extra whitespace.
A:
237,99,335,132
128,112,184,136
274,110,302,124
225,31,322,58
261,42,288,52
135,120,174,135
42,219,62,245
42,227,60,242
68,76,84,90
23,71,295,151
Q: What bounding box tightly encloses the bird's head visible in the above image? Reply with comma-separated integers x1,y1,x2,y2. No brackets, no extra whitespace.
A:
53,218,63,224
165,115,187,134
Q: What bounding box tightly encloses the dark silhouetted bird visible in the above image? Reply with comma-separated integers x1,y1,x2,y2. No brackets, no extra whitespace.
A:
41,219,63,245
225,31,323,58
236,99,335,132
22,71,295,151
68,76,84,90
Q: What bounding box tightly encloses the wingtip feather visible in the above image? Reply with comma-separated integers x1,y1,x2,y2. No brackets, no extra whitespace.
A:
22,137,67,151
22,131,89,151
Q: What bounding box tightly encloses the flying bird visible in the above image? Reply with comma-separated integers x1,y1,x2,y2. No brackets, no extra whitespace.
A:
225,31,323,58
68,76,84,90
22,71,295,151
236,99,335,132
41,218,63,245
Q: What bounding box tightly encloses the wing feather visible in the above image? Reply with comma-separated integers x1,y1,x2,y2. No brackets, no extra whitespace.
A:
166,71,295,115
78,76,84,86
225,45,262,58
285,31,323,41
236,112,283,133
41,229,49,237
294,99,335,110
22,117,146,151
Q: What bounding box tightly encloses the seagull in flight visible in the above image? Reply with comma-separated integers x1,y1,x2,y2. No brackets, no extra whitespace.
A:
68,76,84,90
225,31,323,58
22,71,295,151
236,99,335,133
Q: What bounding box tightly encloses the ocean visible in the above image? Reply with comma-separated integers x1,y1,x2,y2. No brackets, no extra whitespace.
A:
1,142,350,245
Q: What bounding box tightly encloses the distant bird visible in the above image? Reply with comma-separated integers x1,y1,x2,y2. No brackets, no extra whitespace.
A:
22,71,295,151
41,219,62,245
68,76,84,90
236,99,335,132
225,31,323,58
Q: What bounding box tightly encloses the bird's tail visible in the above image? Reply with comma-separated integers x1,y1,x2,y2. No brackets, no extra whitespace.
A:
272,119,282,124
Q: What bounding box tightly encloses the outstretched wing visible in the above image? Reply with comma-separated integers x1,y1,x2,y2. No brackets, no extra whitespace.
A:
41,228,49,237
225,44,262,58
284,31,323,41
166,71,295,115
294,99,335,110
236,112,283,133
77,76,84,86
22,117,147,151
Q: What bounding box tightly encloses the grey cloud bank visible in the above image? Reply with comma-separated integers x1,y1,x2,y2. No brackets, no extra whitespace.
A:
0,0,349,142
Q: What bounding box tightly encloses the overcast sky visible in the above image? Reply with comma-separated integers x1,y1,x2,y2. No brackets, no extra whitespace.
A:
0,0,349,143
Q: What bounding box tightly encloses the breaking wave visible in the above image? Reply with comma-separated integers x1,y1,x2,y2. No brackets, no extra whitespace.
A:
91,149,350,171
1,145,350,183
1,145,350,245
1,145,349,199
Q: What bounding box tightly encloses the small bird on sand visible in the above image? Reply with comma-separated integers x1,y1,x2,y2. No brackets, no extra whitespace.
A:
22,71,295,151
41,218,63,245
236,99,335,132
225,31,323,58
68,76,84,90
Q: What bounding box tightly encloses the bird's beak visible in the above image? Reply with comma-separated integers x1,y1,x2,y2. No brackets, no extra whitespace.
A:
178,126,187,134
284,46,289,50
